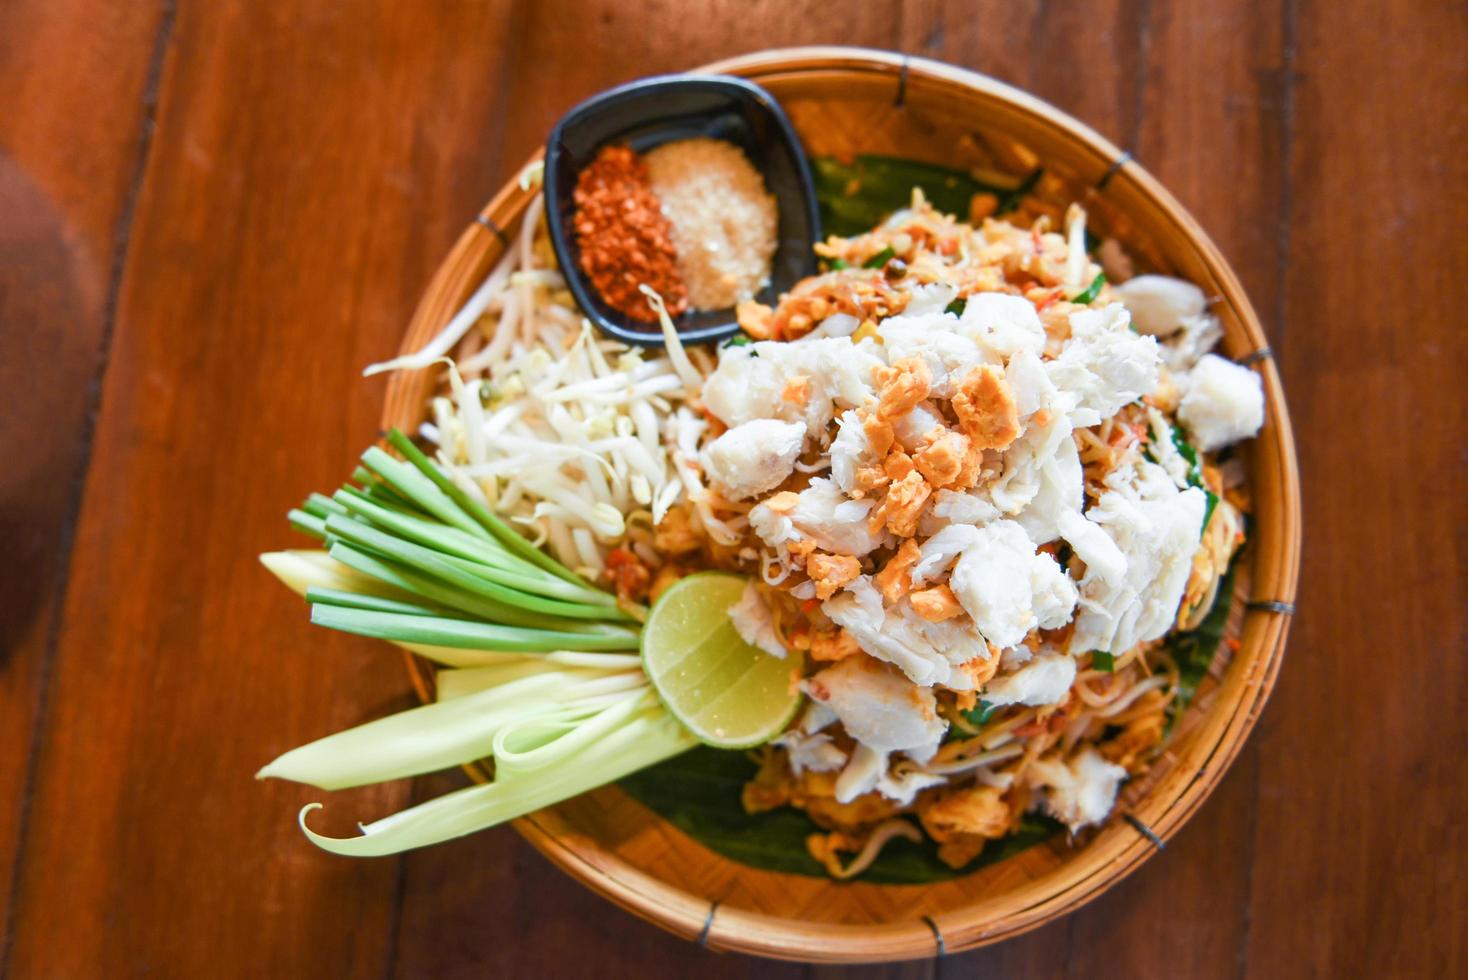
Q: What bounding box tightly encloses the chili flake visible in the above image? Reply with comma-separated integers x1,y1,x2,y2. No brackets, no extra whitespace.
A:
572,145,688,323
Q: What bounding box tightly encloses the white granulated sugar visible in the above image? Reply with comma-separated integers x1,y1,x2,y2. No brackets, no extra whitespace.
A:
644,137,778,311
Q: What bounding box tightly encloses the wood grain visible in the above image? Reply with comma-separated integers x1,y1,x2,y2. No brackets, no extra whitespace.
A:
2,1,517,975
0,0,169,950
1244,0,1467,975
1,0,1463,976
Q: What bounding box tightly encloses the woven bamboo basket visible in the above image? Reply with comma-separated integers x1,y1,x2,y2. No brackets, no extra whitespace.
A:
378,47,1300,963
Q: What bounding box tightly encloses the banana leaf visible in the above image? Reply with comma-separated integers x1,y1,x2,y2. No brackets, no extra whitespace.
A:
619,746,1060,884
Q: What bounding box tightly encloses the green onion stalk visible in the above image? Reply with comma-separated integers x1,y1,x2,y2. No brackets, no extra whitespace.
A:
257,430,695,856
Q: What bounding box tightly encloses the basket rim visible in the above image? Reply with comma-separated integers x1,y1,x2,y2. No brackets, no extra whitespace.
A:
383,45,1301,964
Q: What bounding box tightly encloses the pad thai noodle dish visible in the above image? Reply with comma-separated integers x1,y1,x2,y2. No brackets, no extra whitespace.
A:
259,135,1266,881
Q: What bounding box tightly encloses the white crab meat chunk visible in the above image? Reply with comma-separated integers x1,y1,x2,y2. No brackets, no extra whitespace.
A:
727,580,786,659
1057,509,1126,587
958,292,1047,362
828,409,875,494
877,768,947,806
1045,304,1160,426
1145,407,1195,489
1066,464,1207,654
878,312,986,397
905,281,960,315
1161,313,1224,373
948,520,1077,649
1026,748,1129,832
699,418,806,501
928,488,1002,529
773,729,847,776
1012,426,1083,545
891,402,945,451
1113,274,1207,336
1177,353,1265,451
702,339,881,432
822,578,956,686
751,477,889,558
982,651,1077,707
804,654,946,762
988,404,1075,516
1003,348,1058,420
911,523,981,586
834,743,888,803
898,608,991,691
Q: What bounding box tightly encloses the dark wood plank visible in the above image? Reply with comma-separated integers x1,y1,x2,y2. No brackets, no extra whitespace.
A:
491,0,906,172
1242,0,1467,975
3,2,518,976
0,0,169,953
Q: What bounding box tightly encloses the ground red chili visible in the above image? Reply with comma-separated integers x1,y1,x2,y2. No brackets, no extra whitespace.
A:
572,145,688,323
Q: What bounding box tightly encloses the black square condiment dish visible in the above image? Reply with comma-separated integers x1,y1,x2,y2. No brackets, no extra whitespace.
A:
543,74,821,348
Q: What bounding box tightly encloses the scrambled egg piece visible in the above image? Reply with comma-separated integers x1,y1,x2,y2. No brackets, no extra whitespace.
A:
913,428,971,488
909,583,963,622
809,626,862,662
951,365,1020,451
873,539,922,602
873,356,932,420
869,469,931,538
808,552,863,600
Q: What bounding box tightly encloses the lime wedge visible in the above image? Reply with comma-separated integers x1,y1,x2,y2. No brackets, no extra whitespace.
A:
641,573,802,749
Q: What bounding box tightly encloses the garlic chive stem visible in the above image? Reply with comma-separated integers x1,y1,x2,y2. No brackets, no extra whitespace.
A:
332,486,616,607
326,542,597,632
302,493,348,520
435,553,619,609
360,447,490,541
288,509,328,539
304,587,445,617
309,604,641,652
386,429,587,588
323,514,630,623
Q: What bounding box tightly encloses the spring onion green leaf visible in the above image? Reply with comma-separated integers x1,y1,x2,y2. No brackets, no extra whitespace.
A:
827,257,849,270
1091,651,1116,672
959,700,999,728
359,446,489,541
1071,272,1106,304
944,298,966,317
863,246,896,269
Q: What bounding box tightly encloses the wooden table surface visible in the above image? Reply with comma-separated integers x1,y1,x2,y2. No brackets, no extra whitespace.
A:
2,2,1463,977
